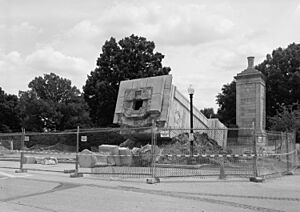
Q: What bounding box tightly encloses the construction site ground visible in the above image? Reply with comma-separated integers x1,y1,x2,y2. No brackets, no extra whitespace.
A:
0,160,299,212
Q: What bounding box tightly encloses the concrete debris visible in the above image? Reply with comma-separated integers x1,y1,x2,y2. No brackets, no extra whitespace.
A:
140,144,160,166
119,147,133,166
41,157,58,165
126,144,160,167
79,149,97,168
35,157,45,164
120,139,136,149
94,144,161,167
21,156,58,165
22,156,36,164
131,147,141,166
98,145,121,166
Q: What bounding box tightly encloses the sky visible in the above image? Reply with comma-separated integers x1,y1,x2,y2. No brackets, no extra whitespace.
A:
1,0,300,111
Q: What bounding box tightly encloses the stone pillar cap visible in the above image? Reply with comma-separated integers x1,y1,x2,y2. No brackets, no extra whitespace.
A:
247,56,255,69
235,56,265,81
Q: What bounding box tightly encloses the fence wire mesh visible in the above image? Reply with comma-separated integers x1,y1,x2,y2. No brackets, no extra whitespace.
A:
155,128,254,178
0,126,298,180
256,131,298,177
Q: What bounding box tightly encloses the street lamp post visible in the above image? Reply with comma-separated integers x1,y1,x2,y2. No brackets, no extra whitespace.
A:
187,85,194,162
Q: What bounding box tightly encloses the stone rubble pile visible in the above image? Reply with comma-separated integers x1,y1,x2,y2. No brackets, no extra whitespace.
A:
78,132,227,167
161,132,226,155
78,144,160,168
158,132,227,164
22,155,58,165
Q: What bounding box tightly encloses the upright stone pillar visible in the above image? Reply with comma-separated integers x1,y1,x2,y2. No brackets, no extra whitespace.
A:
235,57,266,136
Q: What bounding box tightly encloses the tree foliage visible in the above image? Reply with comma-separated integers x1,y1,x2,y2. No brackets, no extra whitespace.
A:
216,43,300,129
0,87,20,132
83,34,171,126
19,73,91,131
256,43,300,118
216,81,236,127
269,103,300,132
200,108,217,119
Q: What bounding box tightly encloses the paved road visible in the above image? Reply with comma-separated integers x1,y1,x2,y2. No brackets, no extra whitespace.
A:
0,166,300,212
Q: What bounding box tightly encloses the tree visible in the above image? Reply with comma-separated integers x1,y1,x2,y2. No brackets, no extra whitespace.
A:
256,43,300,118
19,73,91,131
0,87,21,132
83,34,171,126
216,43,300,129
216,81,236,127
200,108,217,119
269,103,300,132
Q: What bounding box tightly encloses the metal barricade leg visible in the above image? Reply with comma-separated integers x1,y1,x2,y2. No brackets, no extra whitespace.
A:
70,126,83,178
15,128,27,173
146,122,160,184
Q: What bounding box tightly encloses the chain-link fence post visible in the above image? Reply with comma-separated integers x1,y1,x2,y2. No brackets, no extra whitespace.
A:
294,130,299,167
70,126,83,178
284,131,295,175
250,123,263,182
285,132,290,173
15,128,27,173
274,138,277,154
219,156,226,180
150,124,154,179
147,121,160,184
9,139,13,151
252,123,258,178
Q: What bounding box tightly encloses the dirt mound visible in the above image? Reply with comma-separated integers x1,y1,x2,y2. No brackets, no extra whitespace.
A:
158,132,228,165
120,138,143,149
0,145,8,151
0,140,12,150
29,143,75,152
193,132,225,154
160,132,226,155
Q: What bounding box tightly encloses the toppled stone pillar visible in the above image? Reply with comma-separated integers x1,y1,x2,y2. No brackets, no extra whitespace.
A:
113,75,227,146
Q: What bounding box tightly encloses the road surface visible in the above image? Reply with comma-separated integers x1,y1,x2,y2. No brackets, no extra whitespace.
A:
0,164,299,211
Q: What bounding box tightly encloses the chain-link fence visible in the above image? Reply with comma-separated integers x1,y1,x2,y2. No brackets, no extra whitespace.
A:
0,126,157,178
0,126,298,181
155,128,254,178
256,131,298,178
88,126,157,179
0,129,78,173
